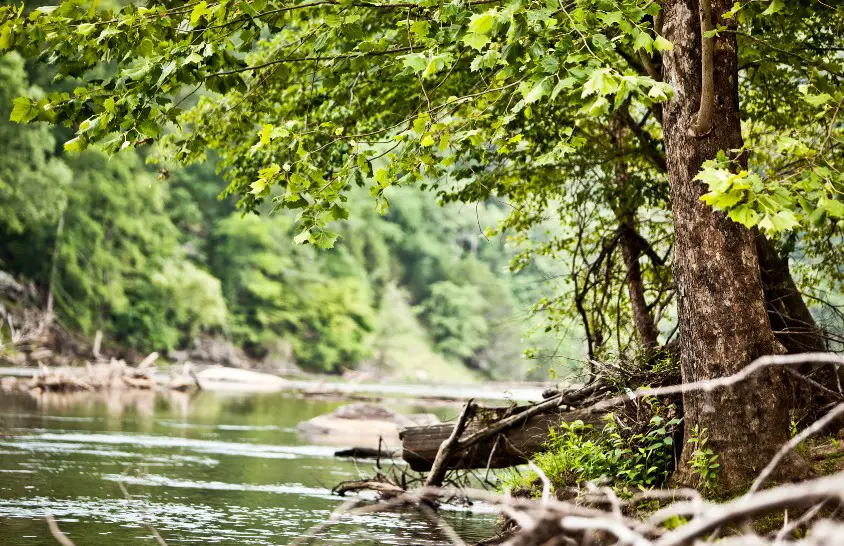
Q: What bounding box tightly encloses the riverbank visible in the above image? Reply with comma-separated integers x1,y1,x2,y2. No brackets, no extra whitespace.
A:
0,365,550,402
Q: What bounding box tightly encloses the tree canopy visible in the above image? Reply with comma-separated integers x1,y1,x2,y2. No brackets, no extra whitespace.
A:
2,0,840,243
2,0,841,363
2,0,843,489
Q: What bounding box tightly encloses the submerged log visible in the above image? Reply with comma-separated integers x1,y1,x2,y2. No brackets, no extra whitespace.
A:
400,405,606,471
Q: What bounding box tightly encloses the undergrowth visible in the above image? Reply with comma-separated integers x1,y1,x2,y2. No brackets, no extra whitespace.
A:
500,396,682,497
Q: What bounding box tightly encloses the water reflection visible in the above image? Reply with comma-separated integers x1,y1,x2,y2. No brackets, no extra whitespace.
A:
0,389,498,545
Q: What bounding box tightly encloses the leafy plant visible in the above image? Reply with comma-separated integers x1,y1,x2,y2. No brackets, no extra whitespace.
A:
504,397,681,495
687,426,721,496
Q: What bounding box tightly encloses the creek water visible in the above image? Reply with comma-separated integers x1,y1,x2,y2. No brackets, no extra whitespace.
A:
0,389,500,545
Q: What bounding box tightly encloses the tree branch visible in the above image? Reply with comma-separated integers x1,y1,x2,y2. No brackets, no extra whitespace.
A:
689,0,714,136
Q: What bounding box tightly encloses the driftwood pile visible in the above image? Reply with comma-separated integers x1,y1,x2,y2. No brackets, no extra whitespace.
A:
26,354,160,393
325,352,844,546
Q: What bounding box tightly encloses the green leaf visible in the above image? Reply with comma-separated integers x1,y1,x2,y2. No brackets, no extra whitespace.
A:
769,209,799,231
634,30,653,53
259,163,282,180
77,23,96,36
293,230,311,245
819,197,844,218
762,0,784,16
409,20,430,37
803,93,832,107
401,53,427,73
314,231,339,249
259,124,272,146
138,119,161,137
157,60,177,86
727,205,759,227
63,136,87,152
250,179,267,195
582,68,617,98
598,11,623,25
420,134,435,147
647,82,673,102
654,35,673,52
469,12,495,35
190,1,210,26
288,172,309,192
551,77,576,100
462,33,489,51
701,189,744,210
9,97,38,123
330,203,349,220
524,78,552,104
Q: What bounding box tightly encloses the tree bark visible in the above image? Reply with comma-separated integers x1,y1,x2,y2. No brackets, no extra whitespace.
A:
756,234,841,424
619,229,660,354
609,114,661,356
400,407,607,471
756,234,826,354
661,0,807,491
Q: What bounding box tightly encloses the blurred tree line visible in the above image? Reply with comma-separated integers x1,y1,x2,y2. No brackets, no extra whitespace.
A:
0,52,573,378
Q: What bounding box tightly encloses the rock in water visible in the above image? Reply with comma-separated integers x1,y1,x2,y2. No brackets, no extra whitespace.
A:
298,403,440,450
194,366,287,391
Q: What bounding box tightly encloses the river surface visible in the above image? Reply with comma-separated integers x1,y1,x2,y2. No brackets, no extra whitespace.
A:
0,389,500,545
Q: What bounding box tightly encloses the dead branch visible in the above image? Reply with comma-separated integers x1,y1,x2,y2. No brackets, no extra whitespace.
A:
324,352,844,546
655,472,844,546
332,479,405,498
46,515,76,546
426,399,475,487
455,382,607,452
746,402,844,496
590,352,844,413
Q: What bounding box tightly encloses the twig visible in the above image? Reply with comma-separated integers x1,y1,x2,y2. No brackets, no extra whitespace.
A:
590,353,844,413
774,501,827,543
425,399,475,487
528,461,551,506
45,515,76,546
117,481,168,546
561,515,652,546
418,502,467,546
655,472,844,546
745,402,844,497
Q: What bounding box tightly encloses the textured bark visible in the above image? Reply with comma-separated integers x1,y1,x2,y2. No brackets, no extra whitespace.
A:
756,234,826,354
661,0,807,491
400,407,607,471
756,234,840,425
619,230,661,354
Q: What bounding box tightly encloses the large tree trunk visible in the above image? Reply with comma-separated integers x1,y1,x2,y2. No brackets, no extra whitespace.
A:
609,114,661,355
756,234,826,354
661,0,807,491
756,234,840,425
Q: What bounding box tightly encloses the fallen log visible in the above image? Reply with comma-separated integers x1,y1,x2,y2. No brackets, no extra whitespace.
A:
400,405,607,471
332,479,405,498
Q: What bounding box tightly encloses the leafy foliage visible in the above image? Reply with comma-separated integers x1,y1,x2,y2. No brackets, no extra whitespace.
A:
1,0,842,373
502,397,682,494
687,426,720,496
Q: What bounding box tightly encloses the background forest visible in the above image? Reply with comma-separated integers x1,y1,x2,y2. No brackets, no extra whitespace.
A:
0,51,580,381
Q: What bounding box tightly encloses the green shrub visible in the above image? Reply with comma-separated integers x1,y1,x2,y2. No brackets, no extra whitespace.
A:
687,426,720,495
502,396,681,495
